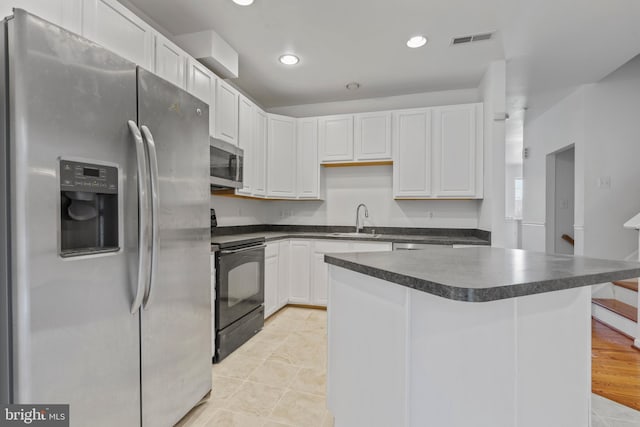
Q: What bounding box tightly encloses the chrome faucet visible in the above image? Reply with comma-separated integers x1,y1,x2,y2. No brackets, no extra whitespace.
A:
355,203,369,234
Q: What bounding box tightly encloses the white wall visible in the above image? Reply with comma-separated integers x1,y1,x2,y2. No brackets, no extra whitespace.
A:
478,60,508,247
582,56,640,260
211,167,481,228
522,87,585,253
210,195,266,226
264,166,480,228
267,88,480,118
522,54,640,260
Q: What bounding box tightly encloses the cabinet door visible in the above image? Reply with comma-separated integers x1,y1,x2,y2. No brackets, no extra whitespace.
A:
312,241,351,306
11,0,82,34
83,0,154,70
432,104,482,198
264,244,279,319
289,240,311,304
154,34,187,89
252,109,268,197
277,241,290,309
215,80,239,145
267,114,296,198
297,118,320,199
354,112,392,161
319,115,354,162
392,109,432,198
236,96,254,196
186,59,216,137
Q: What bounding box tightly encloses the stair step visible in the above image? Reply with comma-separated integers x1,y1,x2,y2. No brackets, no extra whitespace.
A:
612,278,639,292
592,298,638,322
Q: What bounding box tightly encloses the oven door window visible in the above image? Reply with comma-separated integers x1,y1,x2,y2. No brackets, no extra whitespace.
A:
228,262,260,307
217,247,265,331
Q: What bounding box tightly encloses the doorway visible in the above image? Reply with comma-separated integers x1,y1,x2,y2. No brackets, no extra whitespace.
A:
546,146,575,255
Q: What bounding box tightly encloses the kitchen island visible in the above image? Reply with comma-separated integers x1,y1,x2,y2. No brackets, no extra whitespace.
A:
324,247,640,427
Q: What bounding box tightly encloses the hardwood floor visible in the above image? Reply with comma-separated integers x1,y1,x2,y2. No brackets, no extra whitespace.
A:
592,319,640,411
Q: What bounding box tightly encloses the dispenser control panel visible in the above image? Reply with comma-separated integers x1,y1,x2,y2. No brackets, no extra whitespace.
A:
60,160,118,194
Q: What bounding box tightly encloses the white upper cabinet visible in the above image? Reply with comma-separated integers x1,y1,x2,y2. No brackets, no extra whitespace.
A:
296,118,320,199
354,112,392,161
319,115,354,162
252,109,268,197
432,103,483,198
267,114,296,198
154,33,187,89
215,79,239,145
393,108,432,198
393,103,484,199
12,0,82,34
236,95,254,196
82,0,154,70
185,58,217,137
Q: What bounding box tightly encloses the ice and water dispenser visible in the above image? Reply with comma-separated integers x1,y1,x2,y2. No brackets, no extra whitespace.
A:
59,159,119,257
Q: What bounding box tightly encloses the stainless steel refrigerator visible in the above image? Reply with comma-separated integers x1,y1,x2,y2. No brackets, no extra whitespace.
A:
0,9,212,427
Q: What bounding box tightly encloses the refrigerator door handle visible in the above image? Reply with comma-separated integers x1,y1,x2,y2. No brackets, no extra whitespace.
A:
140,125,159,309
128,120,151,314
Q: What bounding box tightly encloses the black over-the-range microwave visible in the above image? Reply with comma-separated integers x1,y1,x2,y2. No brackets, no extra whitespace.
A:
210,137,243,189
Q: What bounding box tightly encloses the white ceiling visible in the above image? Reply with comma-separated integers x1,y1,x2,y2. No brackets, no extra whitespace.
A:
125,0,640,113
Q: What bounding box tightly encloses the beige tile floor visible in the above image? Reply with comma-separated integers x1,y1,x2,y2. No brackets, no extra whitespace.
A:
176,306,333,427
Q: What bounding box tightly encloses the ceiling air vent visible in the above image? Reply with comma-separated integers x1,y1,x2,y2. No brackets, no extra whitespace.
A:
452,32,493,45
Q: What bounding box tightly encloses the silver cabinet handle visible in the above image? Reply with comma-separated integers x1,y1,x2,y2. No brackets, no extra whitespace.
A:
128,120,151,314
220,244,266,255
140,125,159,309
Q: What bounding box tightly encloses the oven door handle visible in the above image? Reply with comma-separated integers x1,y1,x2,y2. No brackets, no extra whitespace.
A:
220,244,266,255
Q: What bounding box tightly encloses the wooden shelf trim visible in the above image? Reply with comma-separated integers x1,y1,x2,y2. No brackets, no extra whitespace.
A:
321,160,393,168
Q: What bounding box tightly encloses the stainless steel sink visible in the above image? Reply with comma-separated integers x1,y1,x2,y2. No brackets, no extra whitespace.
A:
329,232,381,238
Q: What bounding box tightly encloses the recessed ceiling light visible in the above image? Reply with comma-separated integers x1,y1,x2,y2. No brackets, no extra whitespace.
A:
345,82,360,90
232,0,254,5
279,54,299,65
406,35,428,48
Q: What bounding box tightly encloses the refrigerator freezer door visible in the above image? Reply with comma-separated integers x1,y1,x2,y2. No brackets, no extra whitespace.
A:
137,68,212,427
6,10,141,426
0,14,10,405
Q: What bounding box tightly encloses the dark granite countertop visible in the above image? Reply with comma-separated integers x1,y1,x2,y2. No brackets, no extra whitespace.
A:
324,246,640,302
210,225,490,249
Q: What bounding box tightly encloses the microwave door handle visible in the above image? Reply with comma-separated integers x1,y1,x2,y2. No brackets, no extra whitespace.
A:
127,120,151,314
140,125,160,309
228,155,236,179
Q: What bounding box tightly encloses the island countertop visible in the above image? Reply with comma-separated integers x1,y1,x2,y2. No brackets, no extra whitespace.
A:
324,246,640,302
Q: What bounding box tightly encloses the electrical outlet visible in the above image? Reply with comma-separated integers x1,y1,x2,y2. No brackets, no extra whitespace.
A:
597,176,611,190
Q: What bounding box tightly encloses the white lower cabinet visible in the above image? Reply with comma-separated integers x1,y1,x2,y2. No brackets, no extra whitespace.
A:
264,239,392,314
289,240,312,304
311,240,392,306
277,241,291,308
312,241,351,306
264,243,280,318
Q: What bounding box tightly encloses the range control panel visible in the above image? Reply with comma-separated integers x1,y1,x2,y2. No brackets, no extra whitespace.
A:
60,160,118,194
